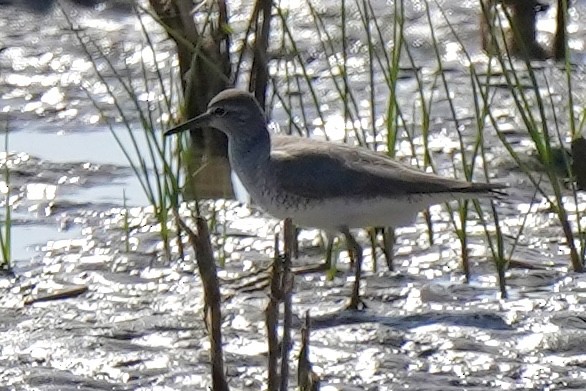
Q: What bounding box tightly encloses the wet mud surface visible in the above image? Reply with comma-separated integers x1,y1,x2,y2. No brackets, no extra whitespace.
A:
3,199,586,390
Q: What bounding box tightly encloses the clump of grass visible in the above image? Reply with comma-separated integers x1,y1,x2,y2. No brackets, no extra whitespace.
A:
476,0,585,272
60,6,182,255
433,0,586,296
420,2,502,285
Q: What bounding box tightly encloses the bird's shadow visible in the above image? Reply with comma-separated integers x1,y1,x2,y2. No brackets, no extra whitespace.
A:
306,309,512,331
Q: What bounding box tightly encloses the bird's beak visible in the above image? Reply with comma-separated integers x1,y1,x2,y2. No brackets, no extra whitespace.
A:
164,110,213,136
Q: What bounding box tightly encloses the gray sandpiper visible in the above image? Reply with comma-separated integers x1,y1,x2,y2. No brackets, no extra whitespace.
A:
165,88,505,309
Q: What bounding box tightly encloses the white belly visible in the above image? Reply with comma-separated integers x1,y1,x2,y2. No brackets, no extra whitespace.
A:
260,193,462,231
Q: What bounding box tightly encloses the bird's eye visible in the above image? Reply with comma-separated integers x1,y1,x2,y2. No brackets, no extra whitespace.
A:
213,107,226,117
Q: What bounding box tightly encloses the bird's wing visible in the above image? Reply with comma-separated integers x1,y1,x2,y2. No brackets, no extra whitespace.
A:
270,136,499,200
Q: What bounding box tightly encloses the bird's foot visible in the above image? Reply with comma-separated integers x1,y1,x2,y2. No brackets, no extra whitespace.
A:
345,295,368,311
292,261,337,276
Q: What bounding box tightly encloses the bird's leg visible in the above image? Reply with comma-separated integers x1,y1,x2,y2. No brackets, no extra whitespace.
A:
382,227,395,271
293,226,300,259
341,227,365,310
322,232,342,280
291,232,336,276
369,228,378,272
347,243,357,268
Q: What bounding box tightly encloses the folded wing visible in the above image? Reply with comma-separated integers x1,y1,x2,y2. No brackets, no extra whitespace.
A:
270,136,502,200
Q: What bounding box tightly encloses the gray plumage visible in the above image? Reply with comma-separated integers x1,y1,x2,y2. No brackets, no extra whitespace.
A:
269,136,500,200
165,88,504,231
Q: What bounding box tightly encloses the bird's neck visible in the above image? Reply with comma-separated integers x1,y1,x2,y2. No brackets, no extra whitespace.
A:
228,126,271,175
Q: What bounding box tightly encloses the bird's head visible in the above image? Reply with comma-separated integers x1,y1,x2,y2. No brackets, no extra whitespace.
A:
164,89,267,141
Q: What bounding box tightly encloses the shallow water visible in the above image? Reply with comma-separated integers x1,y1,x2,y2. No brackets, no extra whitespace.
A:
1,0,586,389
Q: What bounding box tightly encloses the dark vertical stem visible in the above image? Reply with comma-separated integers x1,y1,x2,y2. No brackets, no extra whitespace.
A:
461,237,470,283
553,0,567,60
173,214,186,262
497,265,507,298
195,217,229,391
298,311,320,391
559,210,584,272
279,218,294,390
249,0,273,108
459,203,470,283
293,226,300,259
174,213,229,391
216,0,231,68
266,234,282,391
489,201,508,299
341,0,350,143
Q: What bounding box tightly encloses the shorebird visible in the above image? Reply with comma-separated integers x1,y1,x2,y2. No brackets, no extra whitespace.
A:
165,89,505,309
